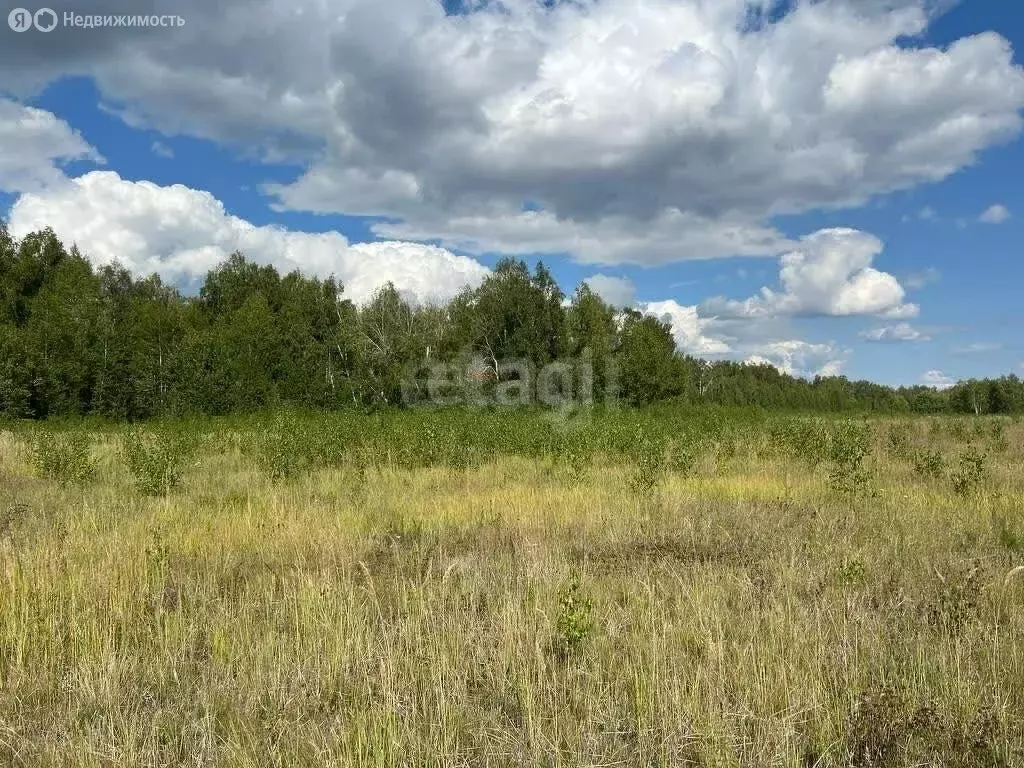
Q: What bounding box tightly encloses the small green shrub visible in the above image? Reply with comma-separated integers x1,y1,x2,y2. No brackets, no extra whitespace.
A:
666,436,701,476
829,421,873,468
716,435,737,464
886,423,914,461
912,448,945,480
948,419,971,443
828,421,874,496
772,419,830,467
629,432,666,502
836,558,868,587
249,413,323,482
122,430,195,496
555,571,593,658
951,449,987,497
988,421,1009,454
558,440,592,484
30,430,96,486
927,565,983,634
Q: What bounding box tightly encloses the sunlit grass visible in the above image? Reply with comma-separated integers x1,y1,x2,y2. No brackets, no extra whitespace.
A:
0,415,1022,765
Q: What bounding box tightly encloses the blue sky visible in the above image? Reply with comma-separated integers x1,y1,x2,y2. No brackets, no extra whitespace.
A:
1,0,1022,386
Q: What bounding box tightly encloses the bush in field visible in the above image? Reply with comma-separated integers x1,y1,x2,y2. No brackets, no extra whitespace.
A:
553,432,593,484
912,448,946,480
444,441,477,476
554,571,593,658
412,423,446,468
886,423,915,461
829,421,872,466
666,436,701,476
314,419,356,468
122,429,195,496
951,449,987,497
248,413,325,482
988,421,1010,454
629,431,667,502
771,418,830,467
715,434,738,465
948,419,971,443
30,429,96,486
828,420,874,496
835,558,868,587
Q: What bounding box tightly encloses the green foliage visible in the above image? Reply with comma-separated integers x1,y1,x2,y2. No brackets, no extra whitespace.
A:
628,430,667,501
121,429,195,496
555,571,594,658
30,429,96,486
666,435,701,475
835,558,868,587
988,420,1010,453
771,418,830,467
553,431,594,484
3,227,1024,420
912,448,946,480
886,423,914,461
251,414,318,482
715,434,738,465
827,421,874,496
951,449,987,497
617,311,683,406
928,565,983,634
947,419,971,443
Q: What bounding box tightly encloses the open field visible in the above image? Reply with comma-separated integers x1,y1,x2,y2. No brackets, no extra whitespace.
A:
1,409,1023,766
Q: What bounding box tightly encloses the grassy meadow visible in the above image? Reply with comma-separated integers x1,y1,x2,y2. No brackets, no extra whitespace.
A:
0,408,1023,766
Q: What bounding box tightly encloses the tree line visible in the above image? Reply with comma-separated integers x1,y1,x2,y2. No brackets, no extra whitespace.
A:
2,224,1022,420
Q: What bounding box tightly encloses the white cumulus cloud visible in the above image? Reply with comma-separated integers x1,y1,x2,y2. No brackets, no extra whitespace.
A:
744,340,847,379
641,299,731,357
7,171,489,306
0,98,103,194
702,228,918,320
2,0,1021,264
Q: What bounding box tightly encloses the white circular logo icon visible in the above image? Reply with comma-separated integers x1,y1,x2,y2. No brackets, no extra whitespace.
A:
8,8,33,31
34,7,58,32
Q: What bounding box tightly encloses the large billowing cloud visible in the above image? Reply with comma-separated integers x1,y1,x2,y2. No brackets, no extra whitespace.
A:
3,0,1022,264
642,299,731,357
634,298,848,377
0,99,102,193
745,340,847,379
4,0,1022,381
702,228,918,319
7,171,489,306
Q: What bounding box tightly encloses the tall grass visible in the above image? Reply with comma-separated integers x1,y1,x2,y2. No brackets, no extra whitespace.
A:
0,410,1021,765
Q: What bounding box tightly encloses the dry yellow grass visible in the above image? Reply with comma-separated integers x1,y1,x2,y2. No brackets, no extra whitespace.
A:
0,418,1022,766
